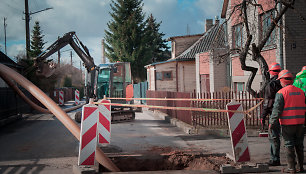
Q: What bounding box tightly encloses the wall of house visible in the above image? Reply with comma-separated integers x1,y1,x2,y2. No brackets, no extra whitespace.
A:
196,52,210,94
177,61,196,92
283,0,306,75
227,0,280,91
199,52,210,74
210,49,228,92
171,35,202,58
146,66,155,90
155,62,177,92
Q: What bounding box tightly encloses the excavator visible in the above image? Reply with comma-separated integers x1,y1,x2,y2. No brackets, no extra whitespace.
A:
34,31,135,123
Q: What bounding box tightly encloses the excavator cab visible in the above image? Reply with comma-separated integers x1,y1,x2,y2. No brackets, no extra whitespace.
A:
96,62,135,122
97,62,133,100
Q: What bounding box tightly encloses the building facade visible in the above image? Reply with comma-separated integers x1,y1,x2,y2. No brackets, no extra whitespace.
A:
222,0,306,92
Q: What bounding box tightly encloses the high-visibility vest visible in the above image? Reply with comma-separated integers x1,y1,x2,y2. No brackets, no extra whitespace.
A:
278,85,306,125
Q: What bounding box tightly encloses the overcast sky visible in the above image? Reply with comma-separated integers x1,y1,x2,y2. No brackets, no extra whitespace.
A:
0,0,223,67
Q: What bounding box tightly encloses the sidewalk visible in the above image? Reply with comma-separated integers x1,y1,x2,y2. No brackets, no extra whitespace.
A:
0,103,304,174
151,109,306,173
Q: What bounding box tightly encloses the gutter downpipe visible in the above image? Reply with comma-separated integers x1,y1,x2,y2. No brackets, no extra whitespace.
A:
176,61,179,92
0,63,120,172
279,3,284,69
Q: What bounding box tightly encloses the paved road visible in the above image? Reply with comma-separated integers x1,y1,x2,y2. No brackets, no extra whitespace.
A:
0,110,80,174
0,103,305,173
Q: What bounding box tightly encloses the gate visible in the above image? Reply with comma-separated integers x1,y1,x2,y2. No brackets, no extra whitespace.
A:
133,81,148,104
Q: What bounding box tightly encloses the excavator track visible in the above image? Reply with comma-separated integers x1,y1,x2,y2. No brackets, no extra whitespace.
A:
75,110,135,123
111,110,135,123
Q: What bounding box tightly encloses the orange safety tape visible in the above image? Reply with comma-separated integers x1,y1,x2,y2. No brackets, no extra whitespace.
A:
94,102,248,114
246,100,264,113
106,97,264,102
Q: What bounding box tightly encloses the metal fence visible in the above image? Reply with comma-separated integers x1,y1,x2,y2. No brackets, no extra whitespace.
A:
146,90,263,129
191,91,263,129
133,81,148,104
0,87,32,120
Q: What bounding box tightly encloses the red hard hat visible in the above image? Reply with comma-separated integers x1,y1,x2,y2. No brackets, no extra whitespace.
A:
268,62,281,76
277,70,293,85
268,62,281,72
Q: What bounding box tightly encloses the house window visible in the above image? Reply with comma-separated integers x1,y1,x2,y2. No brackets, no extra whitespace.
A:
234,82,245,92
156,71,172,81
156,72,163,80
233,23,243,49
260,10,276,46
163,71,172,80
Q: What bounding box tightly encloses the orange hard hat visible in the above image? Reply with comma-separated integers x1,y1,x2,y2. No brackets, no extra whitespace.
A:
268,62,281,72
268,62,281,76
277,70,293,85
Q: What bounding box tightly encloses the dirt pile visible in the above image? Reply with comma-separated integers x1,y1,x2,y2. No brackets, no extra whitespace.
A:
108,147,235,172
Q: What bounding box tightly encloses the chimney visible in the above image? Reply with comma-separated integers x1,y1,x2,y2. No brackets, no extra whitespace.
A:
101,39,105,64
205,19,213,32
215,16,220,25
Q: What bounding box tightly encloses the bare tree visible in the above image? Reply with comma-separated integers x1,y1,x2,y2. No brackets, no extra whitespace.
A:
222,0,297,97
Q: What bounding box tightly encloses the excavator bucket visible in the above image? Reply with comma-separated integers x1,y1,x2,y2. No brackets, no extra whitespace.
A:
36,61,56,77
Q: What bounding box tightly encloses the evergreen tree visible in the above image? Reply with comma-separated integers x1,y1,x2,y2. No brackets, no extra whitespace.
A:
29,21,45,58
105,0,148,82
19,21,57,93
144,14,170,63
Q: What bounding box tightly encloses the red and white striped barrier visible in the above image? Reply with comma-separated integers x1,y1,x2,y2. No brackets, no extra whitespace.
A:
75,90,80,105
59,91,64,105
226,100,250,162
78,104,98,166
98,100,111,144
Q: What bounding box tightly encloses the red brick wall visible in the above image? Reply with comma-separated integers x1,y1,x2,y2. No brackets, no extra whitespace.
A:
230,0,243,26
199,52,210,74
259,49,277,74
257,0,275,13
232,57,244,76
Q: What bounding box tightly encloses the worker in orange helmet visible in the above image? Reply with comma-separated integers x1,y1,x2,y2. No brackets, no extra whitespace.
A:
269,70,306,173
262,62,283,166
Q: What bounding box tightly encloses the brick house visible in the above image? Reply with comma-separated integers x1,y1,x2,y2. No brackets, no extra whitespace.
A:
146,19,226,93
221,0,306,92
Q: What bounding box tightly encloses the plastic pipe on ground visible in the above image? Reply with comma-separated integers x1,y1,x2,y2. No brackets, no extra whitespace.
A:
1,73,85,113
0,63,120,172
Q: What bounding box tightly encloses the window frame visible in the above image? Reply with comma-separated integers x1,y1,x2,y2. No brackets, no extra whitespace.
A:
234,82,245,92
259,10,276,47
232,23,243,49
156,71,173,81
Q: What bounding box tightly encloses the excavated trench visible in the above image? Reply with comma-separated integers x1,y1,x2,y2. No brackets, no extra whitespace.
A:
100,149,235,172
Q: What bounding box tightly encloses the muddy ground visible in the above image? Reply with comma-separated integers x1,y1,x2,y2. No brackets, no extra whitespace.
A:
102,146,236,172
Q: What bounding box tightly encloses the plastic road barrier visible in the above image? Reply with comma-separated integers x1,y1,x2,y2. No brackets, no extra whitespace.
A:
98,99,111,144
59,91,64,105
75,89,80,105
78,104,99,166
226,100,250,163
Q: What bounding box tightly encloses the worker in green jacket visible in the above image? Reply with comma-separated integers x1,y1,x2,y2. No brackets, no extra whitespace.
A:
293,66,306,94
293,66,306,128
270,70,306,173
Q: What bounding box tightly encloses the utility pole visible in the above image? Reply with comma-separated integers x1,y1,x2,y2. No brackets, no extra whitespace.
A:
25,0,30,59
24,0,52,59
4,17,7,55
70,51,73,66
101,39,105,64
57,37,60,67
80,61,82,81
